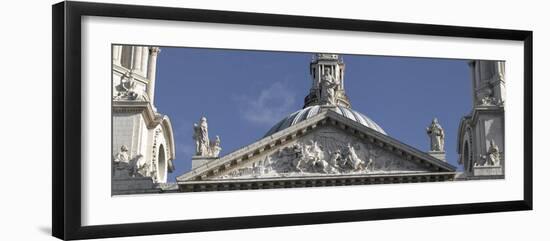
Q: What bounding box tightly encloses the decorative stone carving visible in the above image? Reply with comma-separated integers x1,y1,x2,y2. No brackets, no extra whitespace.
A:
114,145,130,164
320,68,339,105
210,135,222,157
149,46,161,56
216,127,427,180
112,145,149,178
149,128,163,182
342,143,365,171
480,95,498,106
114,71,146,101
472,60,505,106
483,139,501,166
193,117,210,156
193,117,221,157
427,118,445,152
476,86,500,106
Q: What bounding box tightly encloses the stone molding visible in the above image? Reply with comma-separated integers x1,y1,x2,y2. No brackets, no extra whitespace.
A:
177,108,455,183
178,171,456,192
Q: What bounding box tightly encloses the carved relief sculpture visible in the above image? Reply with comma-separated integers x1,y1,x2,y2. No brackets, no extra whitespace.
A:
477,87,497,106
217,129,428,180
112,145,149,178
114,71,143,100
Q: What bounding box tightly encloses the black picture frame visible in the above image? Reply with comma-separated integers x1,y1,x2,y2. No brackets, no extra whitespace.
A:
52,1,533,240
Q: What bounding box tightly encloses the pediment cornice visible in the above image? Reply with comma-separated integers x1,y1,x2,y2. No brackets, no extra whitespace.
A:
177,108,456,182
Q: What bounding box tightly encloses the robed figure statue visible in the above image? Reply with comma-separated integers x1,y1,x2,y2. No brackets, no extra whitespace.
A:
426,118,445,151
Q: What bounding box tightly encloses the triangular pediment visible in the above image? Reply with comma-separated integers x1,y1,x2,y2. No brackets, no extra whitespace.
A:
177,110,456,182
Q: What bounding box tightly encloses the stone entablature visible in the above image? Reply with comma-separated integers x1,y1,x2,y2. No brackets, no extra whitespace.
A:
178,172,456,192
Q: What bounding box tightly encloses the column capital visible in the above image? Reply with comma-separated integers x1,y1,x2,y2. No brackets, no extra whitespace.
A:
149,47,161,56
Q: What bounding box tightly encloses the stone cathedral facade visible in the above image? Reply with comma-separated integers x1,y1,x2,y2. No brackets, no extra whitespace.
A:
110,49,505,195
175,54,505,192
111,45,176,194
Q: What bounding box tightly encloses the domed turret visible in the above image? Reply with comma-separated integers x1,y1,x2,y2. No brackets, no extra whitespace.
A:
265,53,385,137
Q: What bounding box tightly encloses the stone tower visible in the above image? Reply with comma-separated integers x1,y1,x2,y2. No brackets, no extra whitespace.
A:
304,54,351,108
111,45,176,188
457,60,505,178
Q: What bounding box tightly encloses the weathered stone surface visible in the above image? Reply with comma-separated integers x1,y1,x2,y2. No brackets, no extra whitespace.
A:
427,118,445,152
457,60,505,179
111,45,176,188
192,117,222,158
428,151,446,162
473,166,503,176
112,177,160,195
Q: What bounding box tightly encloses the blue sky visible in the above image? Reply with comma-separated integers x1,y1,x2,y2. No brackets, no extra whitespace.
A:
154,47,472,182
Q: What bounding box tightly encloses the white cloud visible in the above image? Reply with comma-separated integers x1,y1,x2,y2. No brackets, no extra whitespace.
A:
238,82,297,126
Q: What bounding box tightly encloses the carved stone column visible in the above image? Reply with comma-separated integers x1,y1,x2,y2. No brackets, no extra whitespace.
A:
140,47,149,77
132,46,143,73
112,45,122,65
147,47,161,107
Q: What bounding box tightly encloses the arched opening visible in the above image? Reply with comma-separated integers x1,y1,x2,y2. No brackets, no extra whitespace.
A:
158,144,166,182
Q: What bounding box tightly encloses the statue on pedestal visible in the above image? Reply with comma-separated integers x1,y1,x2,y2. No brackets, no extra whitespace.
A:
112,145,148,178
210,135,222,157
114,71,143,100
193,117,221,157
427,118,445,152
320,68,339,106
193,117,210,156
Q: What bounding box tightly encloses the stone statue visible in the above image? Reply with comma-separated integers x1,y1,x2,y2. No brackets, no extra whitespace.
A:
365,149,378,172
112,145,148,178
193,117,210,156
210,135,222,157
114,71,141,100
487,139,501,166
307,141,329,173
192,123,200,154
193,117,222,157
320,68,339,105
427,118,445,152
329,150,342,169
114,145,130,164
290,143,305,172
477,88,497,105
345,143,365,171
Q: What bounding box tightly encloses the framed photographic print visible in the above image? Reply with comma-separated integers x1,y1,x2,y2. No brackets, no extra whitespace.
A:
52,1,533,240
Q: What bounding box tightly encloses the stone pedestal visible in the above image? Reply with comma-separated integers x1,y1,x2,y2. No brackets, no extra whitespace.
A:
428,151,446,162
191,156,218,169
473,165,503,176
112,177,161,195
